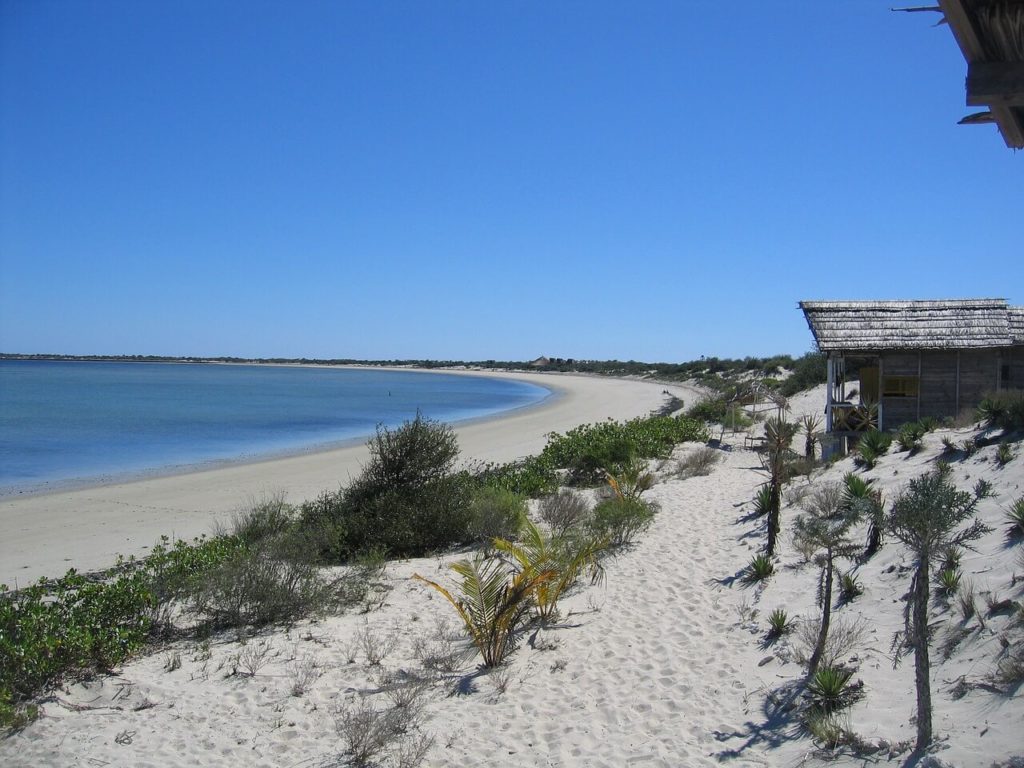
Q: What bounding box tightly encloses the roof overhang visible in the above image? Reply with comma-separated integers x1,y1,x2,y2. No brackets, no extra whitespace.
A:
939,0,1024,148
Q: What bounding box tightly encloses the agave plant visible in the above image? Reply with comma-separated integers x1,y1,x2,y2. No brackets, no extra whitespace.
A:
752,483,772,517
935,568,962,598
413,555,553,668
494,520,605,623
839,570,863,602
896,422,926,454
842,473,884,558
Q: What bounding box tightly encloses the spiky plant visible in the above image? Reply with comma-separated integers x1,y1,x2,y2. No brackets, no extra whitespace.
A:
764,416,798,556
854,430,891,470
842,473,884,558
494,520,605,623
996,441,1015,467
745,553,775,583
839,571,863,602
752,484,772,517
605,458,655,501
896,422,926,454
1005,497,1024,539
801,413,822,459
806,666,857,716
767,608,791,639
413,555,553,668
935,568,961,598
794,483,862,677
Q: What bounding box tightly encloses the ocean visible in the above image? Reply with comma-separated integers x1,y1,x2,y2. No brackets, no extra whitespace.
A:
0,360,550,493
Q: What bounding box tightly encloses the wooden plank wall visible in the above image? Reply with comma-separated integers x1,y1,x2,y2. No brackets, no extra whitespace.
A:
920,352,959,420
880,352,919,427
960,349,999,408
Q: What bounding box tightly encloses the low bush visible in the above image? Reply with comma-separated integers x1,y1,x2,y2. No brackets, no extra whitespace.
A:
473,455,558,498
767,608,791,638
538,489,591,536
300,413,474,560
465,486,527,546
778,351,827,397
590,496,657,547
676,446,721,478
839,571,863,602
896,422,926,454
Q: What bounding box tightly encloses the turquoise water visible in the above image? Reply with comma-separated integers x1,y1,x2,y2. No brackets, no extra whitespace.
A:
0,361,550,492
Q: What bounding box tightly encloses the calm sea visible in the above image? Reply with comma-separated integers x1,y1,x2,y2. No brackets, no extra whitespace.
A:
0,360,550,493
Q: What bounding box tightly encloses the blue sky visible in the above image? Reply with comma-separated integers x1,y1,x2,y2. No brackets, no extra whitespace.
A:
1,1,1020,362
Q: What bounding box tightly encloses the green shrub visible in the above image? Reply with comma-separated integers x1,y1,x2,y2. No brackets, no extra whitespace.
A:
474,455,558,498
300,413,473,560
686,395,729,423
466,486,527,546
745,553,774,582
779,352,827,397
543,415,708,484
589,496,657,547
974,479,995,499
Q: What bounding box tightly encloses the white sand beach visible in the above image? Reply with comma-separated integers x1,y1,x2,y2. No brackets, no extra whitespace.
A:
2,380,1022,768
0,371,700,588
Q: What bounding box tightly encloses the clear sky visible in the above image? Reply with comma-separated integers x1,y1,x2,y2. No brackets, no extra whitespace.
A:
1,1,1020,362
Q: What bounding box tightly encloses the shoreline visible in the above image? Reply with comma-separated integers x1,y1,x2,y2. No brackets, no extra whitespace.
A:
0,371,701,587
0,365,560,501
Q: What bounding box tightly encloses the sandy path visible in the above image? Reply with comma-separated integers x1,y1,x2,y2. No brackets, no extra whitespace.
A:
0,371,702,586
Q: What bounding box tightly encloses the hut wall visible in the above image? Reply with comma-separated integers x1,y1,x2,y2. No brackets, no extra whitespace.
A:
919,352,959,420
878,352,919,428
1006,346,1024,390
960,349,999,407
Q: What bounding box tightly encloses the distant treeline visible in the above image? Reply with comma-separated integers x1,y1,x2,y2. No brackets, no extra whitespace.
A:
0,352,826,396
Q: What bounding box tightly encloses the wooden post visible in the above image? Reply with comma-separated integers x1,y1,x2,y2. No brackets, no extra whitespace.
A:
917,351,922,421
826,354,835,433
878,357,885,431
956,351,961,415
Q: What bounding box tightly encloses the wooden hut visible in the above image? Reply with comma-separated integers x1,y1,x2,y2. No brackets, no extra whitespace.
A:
799,299,1024,445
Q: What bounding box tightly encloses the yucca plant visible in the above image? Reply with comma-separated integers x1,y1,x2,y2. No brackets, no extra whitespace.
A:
764,416,798,556
996,441,1015,467
752,484,772,517
766,608,790,639
839,571,863,602
1005,497,1024,539
896,422,926,454
940,436,958,456
842,472,884,559
746,553,774,583
494,520,605,623
806,666,857,716
919,416,939,432
854,430,891,470
413,555,553,668
935,568,961,598
801,413,822,459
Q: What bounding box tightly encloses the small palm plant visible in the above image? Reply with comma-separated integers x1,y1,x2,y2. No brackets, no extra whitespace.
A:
413,555,552,668
494,520,605,623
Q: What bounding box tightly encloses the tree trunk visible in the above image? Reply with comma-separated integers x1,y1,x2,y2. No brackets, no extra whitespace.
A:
913,558,933,751
766,479,781,556
807,550,834,678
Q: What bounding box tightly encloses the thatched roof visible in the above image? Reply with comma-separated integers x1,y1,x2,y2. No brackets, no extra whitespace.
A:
799,298,1021,352
938,0,1024,148
1011,306,1024,342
